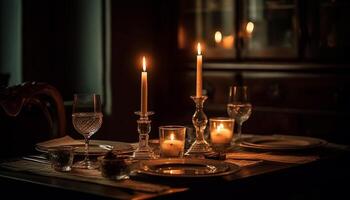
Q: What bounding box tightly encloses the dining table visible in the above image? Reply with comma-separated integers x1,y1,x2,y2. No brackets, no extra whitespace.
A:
0,135,349,200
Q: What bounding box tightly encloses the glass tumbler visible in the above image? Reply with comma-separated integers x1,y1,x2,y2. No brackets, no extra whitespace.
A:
48,146,74,172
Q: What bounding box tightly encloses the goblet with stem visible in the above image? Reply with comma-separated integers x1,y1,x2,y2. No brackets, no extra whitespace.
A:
72,94,103,169
227,86,252,144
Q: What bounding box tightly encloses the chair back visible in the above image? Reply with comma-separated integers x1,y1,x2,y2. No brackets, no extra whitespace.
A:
0,82,66,158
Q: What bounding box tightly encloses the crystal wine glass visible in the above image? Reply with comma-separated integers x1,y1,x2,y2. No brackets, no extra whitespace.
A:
227,86,252,143
72,94,103,169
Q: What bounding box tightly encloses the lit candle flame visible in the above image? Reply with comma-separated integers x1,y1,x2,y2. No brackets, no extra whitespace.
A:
170,133,175,141
197,43,201,55
217,124,224,132
142,56,146,71
215,31,222,43
246,22,254,34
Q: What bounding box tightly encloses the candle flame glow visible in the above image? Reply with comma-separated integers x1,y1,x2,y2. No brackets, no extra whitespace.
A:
216,124,224,132
223,35,234,49
170,133,175,141
246,22,254,34
197,43,201,55
142,56,146,71
215,31,222,43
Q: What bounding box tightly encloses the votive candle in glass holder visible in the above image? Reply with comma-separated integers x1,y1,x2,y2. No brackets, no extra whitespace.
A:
159,126,186,158
209,118,234,149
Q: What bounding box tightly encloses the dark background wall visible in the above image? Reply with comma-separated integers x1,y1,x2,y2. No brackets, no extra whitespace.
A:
21,0,104,99
1,0,349,144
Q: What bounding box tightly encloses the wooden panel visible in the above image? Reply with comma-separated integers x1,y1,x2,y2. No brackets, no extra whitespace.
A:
177,68,350,144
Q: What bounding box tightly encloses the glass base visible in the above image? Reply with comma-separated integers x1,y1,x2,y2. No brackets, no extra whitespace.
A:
132,148,156,160
73,160,99,170
185,140,212,156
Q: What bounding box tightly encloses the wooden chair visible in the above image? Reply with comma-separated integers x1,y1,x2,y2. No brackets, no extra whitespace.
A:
0,82,66,158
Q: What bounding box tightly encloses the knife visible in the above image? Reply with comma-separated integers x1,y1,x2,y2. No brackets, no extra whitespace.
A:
22,156,50,164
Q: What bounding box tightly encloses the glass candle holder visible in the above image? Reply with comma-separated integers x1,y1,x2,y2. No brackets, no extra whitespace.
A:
185,96,212,156
209,118,235,150
159,126,186,158
132,111,155,160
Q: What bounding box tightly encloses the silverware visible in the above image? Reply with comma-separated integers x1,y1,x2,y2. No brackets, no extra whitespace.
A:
99,144,114,151
22,156,50,164
27,154,48,160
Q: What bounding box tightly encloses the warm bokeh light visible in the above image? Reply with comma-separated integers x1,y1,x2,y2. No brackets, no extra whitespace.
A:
223,35,234,49
178,25,186,49
246,22,254,34
170,133,175,141
215,31,223,44
142,56,146,71
197,43,201,55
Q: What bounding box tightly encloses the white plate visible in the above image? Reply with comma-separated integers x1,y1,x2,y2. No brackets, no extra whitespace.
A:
239,135,327,150
36,140,134,156
132,158,240,178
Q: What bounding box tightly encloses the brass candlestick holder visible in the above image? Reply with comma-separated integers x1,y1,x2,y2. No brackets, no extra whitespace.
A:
132,111,155,160
185,96,212,156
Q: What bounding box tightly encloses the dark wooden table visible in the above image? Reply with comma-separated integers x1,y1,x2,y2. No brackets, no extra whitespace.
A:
1,144,349,200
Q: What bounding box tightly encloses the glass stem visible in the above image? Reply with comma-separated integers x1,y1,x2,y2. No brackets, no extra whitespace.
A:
196,128,204,141
84,135,90,162
237,122,242,141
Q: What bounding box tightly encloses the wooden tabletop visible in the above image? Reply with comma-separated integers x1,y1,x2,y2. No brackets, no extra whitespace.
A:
1,144,349,200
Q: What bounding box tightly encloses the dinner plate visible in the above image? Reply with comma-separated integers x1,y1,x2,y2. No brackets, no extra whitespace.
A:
239,135,327,150
36,140,135,156
132,158,240,178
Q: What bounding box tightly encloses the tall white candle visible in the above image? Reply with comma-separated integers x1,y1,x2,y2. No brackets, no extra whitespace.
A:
196,43,202,97
141,56,148,115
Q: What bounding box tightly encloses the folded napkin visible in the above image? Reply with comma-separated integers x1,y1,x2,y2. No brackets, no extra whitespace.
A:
226,152,319,164
225,159,263,167
36,135,83,150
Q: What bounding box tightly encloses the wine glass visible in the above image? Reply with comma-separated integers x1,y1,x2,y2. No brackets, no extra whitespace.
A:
72,94,103,169
227,86,252,143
